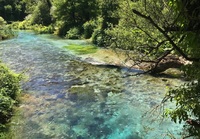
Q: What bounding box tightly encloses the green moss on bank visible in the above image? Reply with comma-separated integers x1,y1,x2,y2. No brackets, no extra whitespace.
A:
63,44,98,55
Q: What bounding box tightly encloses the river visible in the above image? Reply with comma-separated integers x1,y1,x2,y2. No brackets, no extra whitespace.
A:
0,31,183,139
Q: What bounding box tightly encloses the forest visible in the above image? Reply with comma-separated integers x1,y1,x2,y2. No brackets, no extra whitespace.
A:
0,0,200,138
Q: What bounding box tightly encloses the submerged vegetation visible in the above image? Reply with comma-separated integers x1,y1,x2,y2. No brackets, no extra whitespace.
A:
64,44,98,55
0,0,200,138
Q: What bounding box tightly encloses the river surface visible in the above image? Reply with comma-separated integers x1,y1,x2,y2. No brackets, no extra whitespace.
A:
0,31,183,139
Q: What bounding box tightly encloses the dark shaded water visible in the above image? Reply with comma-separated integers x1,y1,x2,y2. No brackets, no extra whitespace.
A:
0,31,183,139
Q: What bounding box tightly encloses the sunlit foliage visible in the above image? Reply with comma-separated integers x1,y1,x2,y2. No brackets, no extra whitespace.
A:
0,63,21,134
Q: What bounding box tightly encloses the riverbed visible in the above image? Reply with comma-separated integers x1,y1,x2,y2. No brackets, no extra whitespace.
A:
0,31,183,139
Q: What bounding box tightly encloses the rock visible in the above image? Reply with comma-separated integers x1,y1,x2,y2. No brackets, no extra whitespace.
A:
68,85,96,102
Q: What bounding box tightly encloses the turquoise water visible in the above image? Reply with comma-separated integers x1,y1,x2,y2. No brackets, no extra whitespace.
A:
0,31,183,139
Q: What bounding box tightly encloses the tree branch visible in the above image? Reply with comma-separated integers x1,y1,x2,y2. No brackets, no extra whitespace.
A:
132,9,200,62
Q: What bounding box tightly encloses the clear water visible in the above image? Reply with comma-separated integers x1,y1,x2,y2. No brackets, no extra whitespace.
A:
0,31,183,139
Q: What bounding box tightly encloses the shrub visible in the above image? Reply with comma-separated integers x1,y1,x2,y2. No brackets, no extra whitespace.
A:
91,28,103,46
66,27,80,39
9,21,54,34
0,17,6,25
0,63,21,130
0,17,15,40
83,20,97,39
9,20,32,30
32,24,54,34
92,28,113,47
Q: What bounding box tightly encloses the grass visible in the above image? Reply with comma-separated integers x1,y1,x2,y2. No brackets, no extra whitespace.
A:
63,44,98,55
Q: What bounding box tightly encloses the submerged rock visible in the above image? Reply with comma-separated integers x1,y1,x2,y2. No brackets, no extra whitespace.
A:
68,85,96,102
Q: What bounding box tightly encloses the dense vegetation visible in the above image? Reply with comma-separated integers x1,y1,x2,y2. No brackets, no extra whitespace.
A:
0,63,21,137
1,0,200,138
0,16,21,138
106,1,200,137
0,17,15,40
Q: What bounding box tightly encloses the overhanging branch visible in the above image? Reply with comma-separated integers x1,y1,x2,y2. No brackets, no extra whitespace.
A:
132,9,200,62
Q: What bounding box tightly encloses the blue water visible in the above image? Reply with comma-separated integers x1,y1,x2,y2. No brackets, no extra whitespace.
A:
0,31,183,139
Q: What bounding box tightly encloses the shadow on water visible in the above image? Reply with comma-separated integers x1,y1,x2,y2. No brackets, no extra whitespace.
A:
0,31,184,139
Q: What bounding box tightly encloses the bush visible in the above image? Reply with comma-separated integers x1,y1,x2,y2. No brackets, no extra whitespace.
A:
0,63,21,130
90,17,110,46
92,28,113,47
32,24,54,34
83,20,97,39
9,20,32,30
0,17,6,25
10,21,54,34
0,17,15,40
66,27,80,39
91,28,104,46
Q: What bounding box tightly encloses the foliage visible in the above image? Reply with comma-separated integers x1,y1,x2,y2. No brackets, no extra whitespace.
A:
0,0,26,21
0,0,120,42
0,63,21,132
9,20,32,30
51,0,119,41
165,0,200,138
91,28,103,46
90,20,111,47
106,0,176,61
83,20,97,39
91,0,119,47
65,27,81,39
30,0,52,26
32,24,54,34
165,62,200,137
63,44,97,55
52,0,99,36
106,0,200,138
10,20,54,34
0,17,15,40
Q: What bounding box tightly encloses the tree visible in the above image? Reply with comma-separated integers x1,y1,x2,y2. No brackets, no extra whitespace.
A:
91,0,119,46
0,0,26,21
52,0,99,36
106,0,200,138
30,0,52,26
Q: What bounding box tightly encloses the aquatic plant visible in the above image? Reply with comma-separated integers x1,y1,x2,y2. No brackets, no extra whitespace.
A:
63,44,97,55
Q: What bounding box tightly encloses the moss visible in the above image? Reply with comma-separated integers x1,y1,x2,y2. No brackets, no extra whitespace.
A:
63,44,98,55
